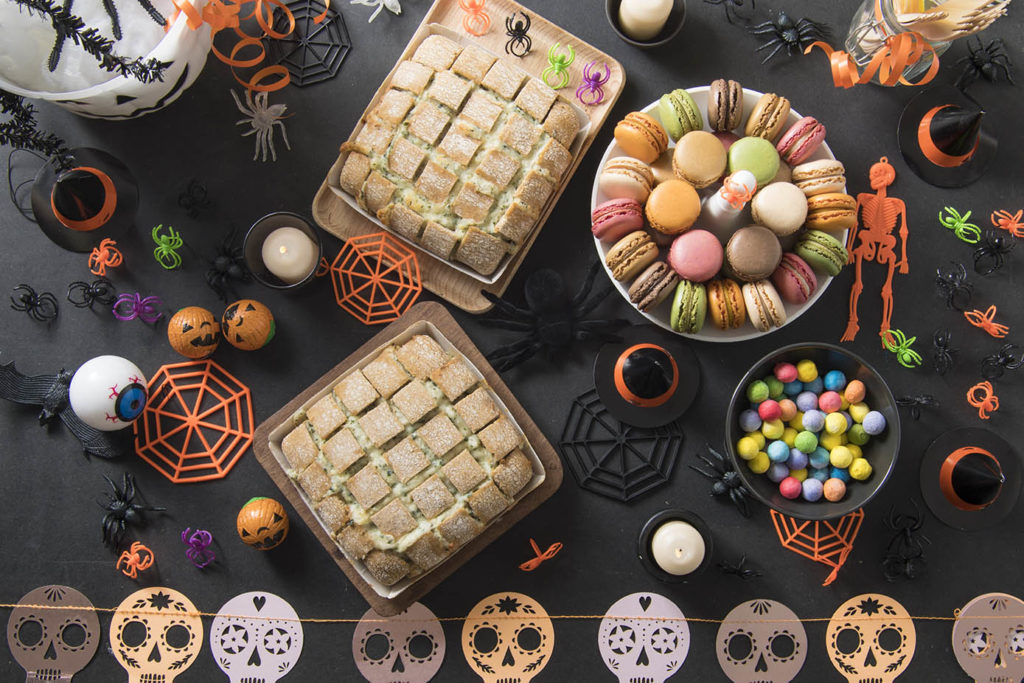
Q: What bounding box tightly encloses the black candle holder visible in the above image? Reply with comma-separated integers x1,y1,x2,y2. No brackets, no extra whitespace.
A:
637,508,713,582
605,0,686,49
243,211,323,291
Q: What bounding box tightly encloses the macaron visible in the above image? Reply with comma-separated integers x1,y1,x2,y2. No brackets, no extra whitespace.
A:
668,229,724,282
771,252,818,304
708,78,743,132
591,198,645,243
751,182,808,237
614,112,669,164
742,280,787,332
672,130,727,189
598,157,655,203
645,179,700,236
706,278,746,330
725,225,782,282
795,230,848,276
650,150,676,185
775,116,827,165
727,136,780,188
606,231,658,281
657,89,703,141
744,93,791,141
791,159,846,196
669,279,707,334
628,261,679,312
805,192,857,232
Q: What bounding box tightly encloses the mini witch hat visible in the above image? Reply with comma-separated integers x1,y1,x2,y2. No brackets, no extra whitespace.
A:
898,85,996,188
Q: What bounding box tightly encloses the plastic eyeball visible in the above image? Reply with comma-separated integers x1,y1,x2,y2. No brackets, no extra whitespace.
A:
68,355,148,431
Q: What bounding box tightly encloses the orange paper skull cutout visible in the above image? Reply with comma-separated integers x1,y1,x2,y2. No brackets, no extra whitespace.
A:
109,587,203,683
462,592,554,683
826,594,916,682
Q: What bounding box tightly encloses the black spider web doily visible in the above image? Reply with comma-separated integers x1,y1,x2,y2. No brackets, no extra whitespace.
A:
267,0,351,86
559,388,684,503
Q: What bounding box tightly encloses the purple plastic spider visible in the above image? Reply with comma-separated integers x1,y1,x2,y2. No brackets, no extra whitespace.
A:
112,292,163,324
182,527,215,568
576,60,610,106
749,11,830,64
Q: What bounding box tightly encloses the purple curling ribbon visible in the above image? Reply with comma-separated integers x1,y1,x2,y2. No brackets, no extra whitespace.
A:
576,60,610,106
112,292,163,323
182,527,215,568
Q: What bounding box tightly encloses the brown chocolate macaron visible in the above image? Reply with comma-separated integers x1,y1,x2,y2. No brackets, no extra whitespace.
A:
744,93,791,142
708,79,743,132
629,261,680,312
725,225,783,281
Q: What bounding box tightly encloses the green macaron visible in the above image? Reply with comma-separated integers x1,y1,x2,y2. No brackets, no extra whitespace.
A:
657,89,703,141
728,136,780,188
795,230,848,276
670,280,707,333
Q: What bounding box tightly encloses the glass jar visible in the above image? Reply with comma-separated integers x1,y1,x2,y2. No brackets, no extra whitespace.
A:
844,0,951,85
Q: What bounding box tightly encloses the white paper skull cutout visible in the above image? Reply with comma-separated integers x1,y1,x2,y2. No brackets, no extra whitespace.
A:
717,599,807,683
353,602,445,683
952,592,1024,682
462,592,554,683
826,594,916,683
7,585,100,682
109,587,204,683
598,592,690,683
211,592,303,682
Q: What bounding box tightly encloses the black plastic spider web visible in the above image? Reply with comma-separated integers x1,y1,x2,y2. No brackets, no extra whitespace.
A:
559,388,683,502
267,0,351,86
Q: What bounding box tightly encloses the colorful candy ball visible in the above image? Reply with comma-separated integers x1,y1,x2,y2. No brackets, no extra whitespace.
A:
818,391,843,413
747,380,770,403
758,399,782,421
802,477,824,502
863,411,887,435
779,476,802,499
823,370,846,391
796,359,818,382
774,362,798,383
844,379,866,403
850,458,873,480
823,477,847,502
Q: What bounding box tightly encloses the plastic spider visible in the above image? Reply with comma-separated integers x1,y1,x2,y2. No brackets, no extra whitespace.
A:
10,284,58,322
152,224,184,270
940,206,981,244
881,328,922,369
982,343,1022,380
231,89,291,162
718,554,763,579
177,178,210,219
896,394,938,420
973,229,1014,275
992,209,1024,238
935,262,973,311
576,60,610,106
88,238,123,277
931,328,958,375
882,501,929,582
205,228,251,302
704,0,754,25
481,261,628,372
748,11,830,64
689,442,752,517
99,472,165,548
112,292,163,324
67,277,117,309
505,11,532,57
459,0,490,36
182,527,216,569
116,541,155,579
542,42,574,90
956,37,1014,91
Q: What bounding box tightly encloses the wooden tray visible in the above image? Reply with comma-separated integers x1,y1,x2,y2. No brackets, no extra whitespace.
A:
252,302,563,615
312,0,625,313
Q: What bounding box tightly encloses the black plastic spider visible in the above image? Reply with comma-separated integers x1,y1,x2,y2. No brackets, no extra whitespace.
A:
935,262,973,311
931,328,958,375
66,277,117,309
10,284,58,322
689,442,752,517
982,343,1023,380
705,0,754,24
973,229,1014,275
956,37,1014,91
481,261,628,372
177,178,210,219
505,12,532,57
749,10,830,64
718,554,763,579
205,228,251,302
882,501,929,581
896,394,939,420
99,472,165,548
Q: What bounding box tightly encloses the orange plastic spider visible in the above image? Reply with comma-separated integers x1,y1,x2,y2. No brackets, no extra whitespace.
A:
88,238,123,276
459,0,490,36
964,305,1009,338
992,209,1024,238
518,538,562,571
966,381,999,420
116,541,155,579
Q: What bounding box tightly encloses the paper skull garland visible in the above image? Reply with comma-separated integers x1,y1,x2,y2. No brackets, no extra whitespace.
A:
109,587,204,683
211,592,303,682
952,592,1024,682
353,602,445,683
717,600,807,683
7,585,100,682
462,592,554,683
598,592,690,683
167,306,221,359
826,594,916,682
221,299,275,351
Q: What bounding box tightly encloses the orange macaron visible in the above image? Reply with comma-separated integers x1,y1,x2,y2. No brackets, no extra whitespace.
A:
805,192,857,232
614,112,669,164
706,278,746,330
645,179,701,236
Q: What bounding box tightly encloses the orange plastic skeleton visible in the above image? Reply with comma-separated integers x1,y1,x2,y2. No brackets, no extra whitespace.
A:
842,157,909,343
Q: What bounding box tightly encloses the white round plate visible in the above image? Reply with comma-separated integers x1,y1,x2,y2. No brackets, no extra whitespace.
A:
591,86,848,342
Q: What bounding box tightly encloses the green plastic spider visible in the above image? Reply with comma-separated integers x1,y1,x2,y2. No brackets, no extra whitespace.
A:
542,42,575,90
152,224,184,270
881,328,922,369
939,207,981,244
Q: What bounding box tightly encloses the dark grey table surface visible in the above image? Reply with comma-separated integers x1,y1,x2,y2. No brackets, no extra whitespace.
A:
2,0,1022,679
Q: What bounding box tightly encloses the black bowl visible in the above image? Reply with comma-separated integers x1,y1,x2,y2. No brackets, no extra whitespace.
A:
725,343,901,520
605,0,686,49
243,211,323,290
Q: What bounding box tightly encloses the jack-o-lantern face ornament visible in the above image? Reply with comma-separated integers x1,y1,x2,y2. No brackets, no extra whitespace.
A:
826,594,916,682
237,497,290,550
168,307,221,359
109,587,203,683
462,593,554,683
7,585,100,682
221,299,275,351
952,592,1024,683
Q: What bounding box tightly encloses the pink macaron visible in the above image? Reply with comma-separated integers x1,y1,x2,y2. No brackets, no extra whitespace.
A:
771,252,818,304
668,229,724,282
591,198,644,243
776,116,826,166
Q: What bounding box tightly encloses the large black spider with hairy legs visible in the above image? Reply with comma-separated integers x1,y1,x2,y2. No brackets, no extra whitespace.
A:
481,262,628,372
99,472,165,548
705,0,754,25
749,10,830,64
956,37,1014,91
205,228,251,302
689,442,753,517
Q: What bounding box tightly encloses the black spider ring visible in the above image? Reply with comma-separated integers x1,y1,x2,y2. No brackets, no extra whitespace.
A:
896,394,939,420
931,328,957,375
935,262,973,311
505,12,532,57
982,343,1022,380
973,229,1014,275
67,277,117,309
10,284,58,322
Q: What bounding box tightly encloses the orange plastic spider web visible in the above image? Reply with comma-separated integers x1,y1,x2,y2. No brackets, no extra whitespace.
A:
328,232,421,325
133,360,254,483
771,508,865,586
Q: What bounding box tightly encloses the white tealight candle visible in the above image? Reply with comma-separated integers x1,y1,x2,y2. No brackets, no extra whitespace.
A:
261,227,318,284
650,520,705,575
618,0,673,41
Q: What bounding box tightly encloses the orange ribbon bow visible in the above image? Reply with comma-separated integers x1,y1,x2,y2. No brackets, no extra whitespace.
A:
966,381,999,420
519,539,563,571
964,305,1009,338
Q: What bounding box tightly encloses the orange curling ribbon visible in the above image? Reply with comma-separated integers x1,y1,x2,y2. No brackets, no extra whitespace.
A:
964,305,1009,338
804,31,939,89
918,105,979,167
966,381,999,420
720,173,756,210
519,539,563,571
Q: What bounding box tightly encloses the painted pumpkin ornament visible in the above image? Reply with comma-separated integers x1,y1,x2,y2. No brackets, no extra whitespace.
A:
237,497,289,550
167,307,221,359
222,299,275,351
